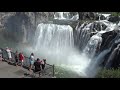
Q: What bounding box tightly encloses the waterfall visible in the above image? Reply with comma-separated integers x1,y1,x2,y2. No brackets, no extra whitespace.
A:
34,23,74,52
54,12,79,21
75,22,93,51
31,12,120,77
83,33,102,59
84,48,111,77
33,22,91,77
3,12,120,78
105,44,120,68
22,21,27,43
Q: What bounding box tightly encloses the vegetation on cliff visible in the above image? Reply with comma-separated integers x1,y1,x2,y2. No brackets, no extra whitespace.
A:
96,68,120,78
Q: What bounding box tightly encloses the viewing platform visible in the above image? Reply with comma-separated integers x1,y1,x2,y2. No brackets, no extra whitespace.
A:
0,48,55,78
0,60,55,78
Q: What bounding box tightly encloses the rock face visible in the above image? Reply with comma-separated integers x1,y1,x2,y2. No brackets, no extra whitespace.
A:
0,12,108,44
0,12,54,44
100,30,118,51
108,15,120,23
96,30,120,69
78,12,106,20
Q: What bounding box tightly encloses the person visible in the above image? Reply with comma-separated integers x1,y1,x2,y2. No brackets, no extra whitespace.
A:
0,49,3,61
43,59,46,64
29,53,35,71
33,58,41,77
41,59,46,70
0,55,3,61
15,51,19,66
6,47,12,62
19,52,24,67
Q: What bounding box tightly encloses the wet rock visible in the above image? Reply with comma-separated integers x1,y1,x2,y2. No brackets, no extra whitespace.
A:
100,15,106,20
100,30,118,51
108,15,120,23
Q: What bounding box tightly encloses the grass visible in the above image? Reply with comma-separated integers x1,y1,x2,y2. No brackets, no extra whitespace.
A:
96,68,120,78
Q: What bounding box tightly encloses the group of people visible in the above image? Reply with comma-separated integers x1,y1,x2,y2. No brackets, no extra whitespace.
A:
28,53,46,72
0,47,47,75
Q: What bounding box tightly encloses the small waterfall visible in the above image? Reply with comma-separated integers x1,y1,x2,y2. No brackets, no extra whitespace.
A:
75,22,93,51
54,12,79,21
85,48,111,77
105,44,120,68
22,21,27,43
83,33,102,59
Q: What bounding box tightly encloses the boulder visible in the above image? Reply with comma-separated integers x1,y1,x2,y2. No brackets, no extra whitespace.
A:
108,15,120,23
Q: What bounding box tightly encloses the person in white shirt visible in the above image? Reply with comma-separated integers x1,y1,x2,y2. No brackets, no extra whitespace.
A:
29,53,35,71
6,47,12,62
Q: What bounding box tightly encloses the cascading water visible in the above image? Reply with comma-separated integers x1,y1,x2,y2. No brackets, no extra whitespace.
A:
105,44,120,68
33,23,90,77
2,12,120,78
35,23,74,52
83,33,102,59
30,12,120,77
54,12,79,21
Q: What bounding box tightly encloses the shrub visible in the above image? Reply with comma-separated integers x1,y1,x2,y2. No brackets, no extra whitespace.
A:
96,68,120,78
111,12,120,16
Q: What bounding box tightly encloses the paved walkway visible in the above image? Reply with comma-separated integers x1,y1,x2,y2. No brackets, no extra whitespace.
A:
0,61,29,78
0,61,54,78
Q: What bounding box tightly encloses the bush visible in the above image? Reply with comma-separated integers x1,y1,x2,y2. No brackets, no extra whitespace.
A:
96,68,120,78
111,12,120,16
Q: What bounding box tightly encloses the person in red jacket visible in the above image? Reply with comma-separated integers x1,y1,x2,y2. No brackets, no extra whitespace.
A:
19,52,24,67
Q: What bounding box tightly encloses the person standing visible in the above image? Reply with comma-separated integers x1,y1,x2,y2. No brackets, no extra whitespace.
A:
15,51,19,66
0,49,3,61
33,58,41,77
6,47,12,62
41,59,46,70
29,53,35,71
19,52,24,67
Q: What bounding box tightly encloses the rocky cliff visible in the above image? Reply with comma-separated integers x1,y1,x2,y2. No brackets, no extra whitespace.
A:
0,12,112,44
0,12,54,43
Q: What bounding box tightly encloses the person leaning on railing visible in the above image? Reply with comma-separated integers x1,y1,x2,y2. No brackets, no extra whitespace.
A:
33,58,42,77
41,59,46,70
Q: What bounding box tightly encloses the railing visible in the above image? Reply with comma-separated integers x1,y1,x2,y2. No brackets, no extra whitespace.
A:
0,48,55,78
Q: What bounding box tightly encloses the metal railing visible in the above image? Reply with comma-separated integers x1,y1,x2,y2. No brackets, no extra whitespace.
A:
0,48,55,78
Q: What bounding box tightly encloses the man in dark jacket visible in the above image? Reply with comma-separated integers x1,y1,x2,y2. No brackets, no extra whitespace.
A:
33,58,41,77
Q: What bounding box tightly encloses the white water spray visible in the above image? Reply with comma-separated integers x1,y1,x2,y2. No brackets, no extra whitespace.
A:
33,23,91,77
54,12,79,21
